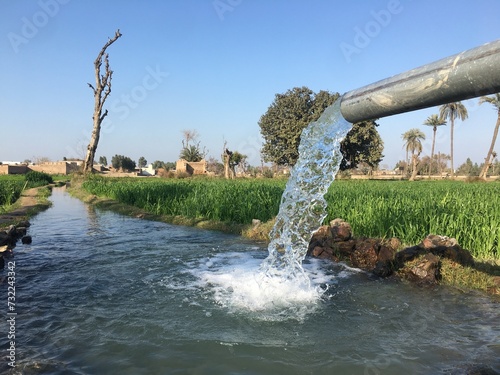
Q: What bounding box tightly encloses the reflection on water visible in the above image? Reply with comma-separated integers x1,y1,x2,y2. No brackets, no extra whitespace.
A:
0,188,498,375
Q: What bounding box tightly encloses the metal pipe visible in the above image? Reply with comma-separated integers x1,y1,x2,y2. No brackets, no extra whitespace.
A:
340,39,500,124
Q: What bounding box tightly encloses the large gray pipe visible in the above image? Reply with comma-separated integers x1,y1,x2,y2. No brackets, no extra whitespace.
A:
340,39,500,124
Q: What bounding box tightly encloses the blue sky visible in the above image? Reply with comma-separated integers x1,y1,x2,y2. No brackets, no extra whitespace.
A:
1,0,499,168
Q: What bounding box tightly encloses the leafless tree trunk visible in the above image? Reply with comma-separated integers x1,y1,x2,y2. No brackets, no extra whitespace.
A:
83,29,122,174
479,116,500,179
409,152,420,181
222,143,233,179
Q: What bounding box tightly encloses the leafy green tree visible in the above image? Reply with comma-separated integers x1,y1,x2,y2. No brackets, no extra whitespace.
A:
402,128,425,181
151,160,164,170
423,114,446,176
339,120,384,171
229,151,246,178
456,158,481,176
98,156,108,166
439,102,468,178
138,156,147,168
259,87,339,166
478,93,500,179
111,154,136,171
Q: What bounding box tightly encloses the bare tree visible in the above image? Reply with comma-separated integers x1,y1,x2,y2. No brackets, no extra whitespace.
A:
182,129,199,146
222,141,232,179
83,29,122,174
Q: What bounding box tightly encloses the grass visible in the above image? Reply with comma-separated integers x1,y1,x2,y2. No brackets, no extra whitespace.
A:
325,180,500,260
81,175,285,224
79,176,499,261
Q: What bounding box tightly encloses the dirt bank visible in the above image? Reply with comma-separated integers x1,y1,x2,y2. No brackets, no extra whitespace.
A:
0,187,52,227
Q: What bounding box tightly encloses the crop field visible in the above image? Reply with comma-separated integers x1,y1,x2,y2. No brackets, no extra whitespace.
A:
83,177,499,259
0,176,26,207
82,176,285,224
0,172,54,208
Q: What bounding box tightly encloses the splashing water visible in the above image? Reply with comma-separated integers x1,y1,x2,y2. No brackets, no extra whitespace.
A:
197,98,353,320
262,98,352,280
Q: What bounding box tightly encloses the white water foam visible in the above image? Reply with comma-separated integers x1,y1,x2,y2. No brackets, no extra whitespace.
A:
194,252,356,321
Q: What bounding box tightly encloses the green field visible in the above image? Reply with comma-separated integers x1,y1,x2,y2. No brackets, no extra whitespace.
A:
82,176,285,224
0,172,54,208
82,176,499,260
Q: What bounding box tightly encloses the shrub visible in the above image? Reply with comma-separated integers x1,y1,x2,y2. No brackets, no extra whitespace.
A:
25,171,53,186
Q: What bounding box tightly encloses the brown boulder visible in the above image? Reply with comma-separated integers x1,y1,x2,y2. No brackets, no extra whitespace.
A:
350,238,379,270
329,218,352,241
405,253,441,284
419,234,474,266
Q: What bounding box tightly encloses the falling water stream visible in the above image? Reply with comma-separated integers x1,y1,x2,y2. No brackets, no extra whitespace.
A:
262,98,351,279
1,101,499,373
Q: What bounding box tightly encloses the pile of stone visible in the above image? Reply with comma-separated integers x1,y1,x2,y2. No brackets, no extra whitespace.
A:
307,218,475,284
0,221,32,269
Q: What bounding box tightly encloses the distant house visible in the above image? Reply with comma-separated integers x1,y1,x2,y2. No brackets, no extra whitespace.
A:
175,159,207,175
0,161,81,175
30,161,81,175
0,162,28,175
139,164,156,176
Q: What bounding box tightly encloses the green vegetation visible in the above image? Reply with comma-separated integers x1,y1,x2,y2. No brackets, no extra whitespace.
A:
81,177,499,260
0,177,25,207
25,171,54,185
324,180,499,260
0,172,54,207
82,176,285,224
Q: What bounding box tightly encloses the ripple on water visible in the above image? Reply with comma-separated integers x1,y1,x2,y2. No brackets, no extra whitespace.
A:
2,188,498,375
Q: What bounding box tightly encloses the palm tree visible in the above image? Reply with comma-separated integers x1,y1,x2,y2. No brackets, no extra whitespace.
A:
402,128,426,181
423,114,446,176
179,144,203,162
478,93,500,179
439,102,468,178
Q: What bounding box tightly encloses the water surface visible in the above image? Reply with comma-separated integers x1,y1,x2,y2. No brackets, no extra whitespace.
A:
1,188,499,374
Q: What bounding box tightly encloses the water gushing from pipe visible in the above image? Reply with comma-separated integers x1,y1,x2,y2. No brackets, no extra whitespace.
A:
261,99,352,281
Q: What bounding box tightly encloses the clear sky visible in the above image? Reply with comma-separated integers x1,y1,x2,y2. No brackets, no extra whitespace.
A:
1,0,499,168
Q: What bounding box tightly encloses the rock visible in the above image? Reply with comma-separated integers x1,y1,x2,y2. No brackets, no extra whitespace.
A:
0,245,9,253
422,234,457,248
307,221,477,288
386,237,402,250
408,253,441,284
6,225,16,236
251,219,261,228
350,238,379,270
308,225,333,255
310,246,324,257
378,245,396,262
332,240,356,257
0,231,9,246
329,218,352,241
15,226,27,236
18,220,31,228
394,246,426,267
419,234,474,266
22,236,32,244
0,222,33,251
